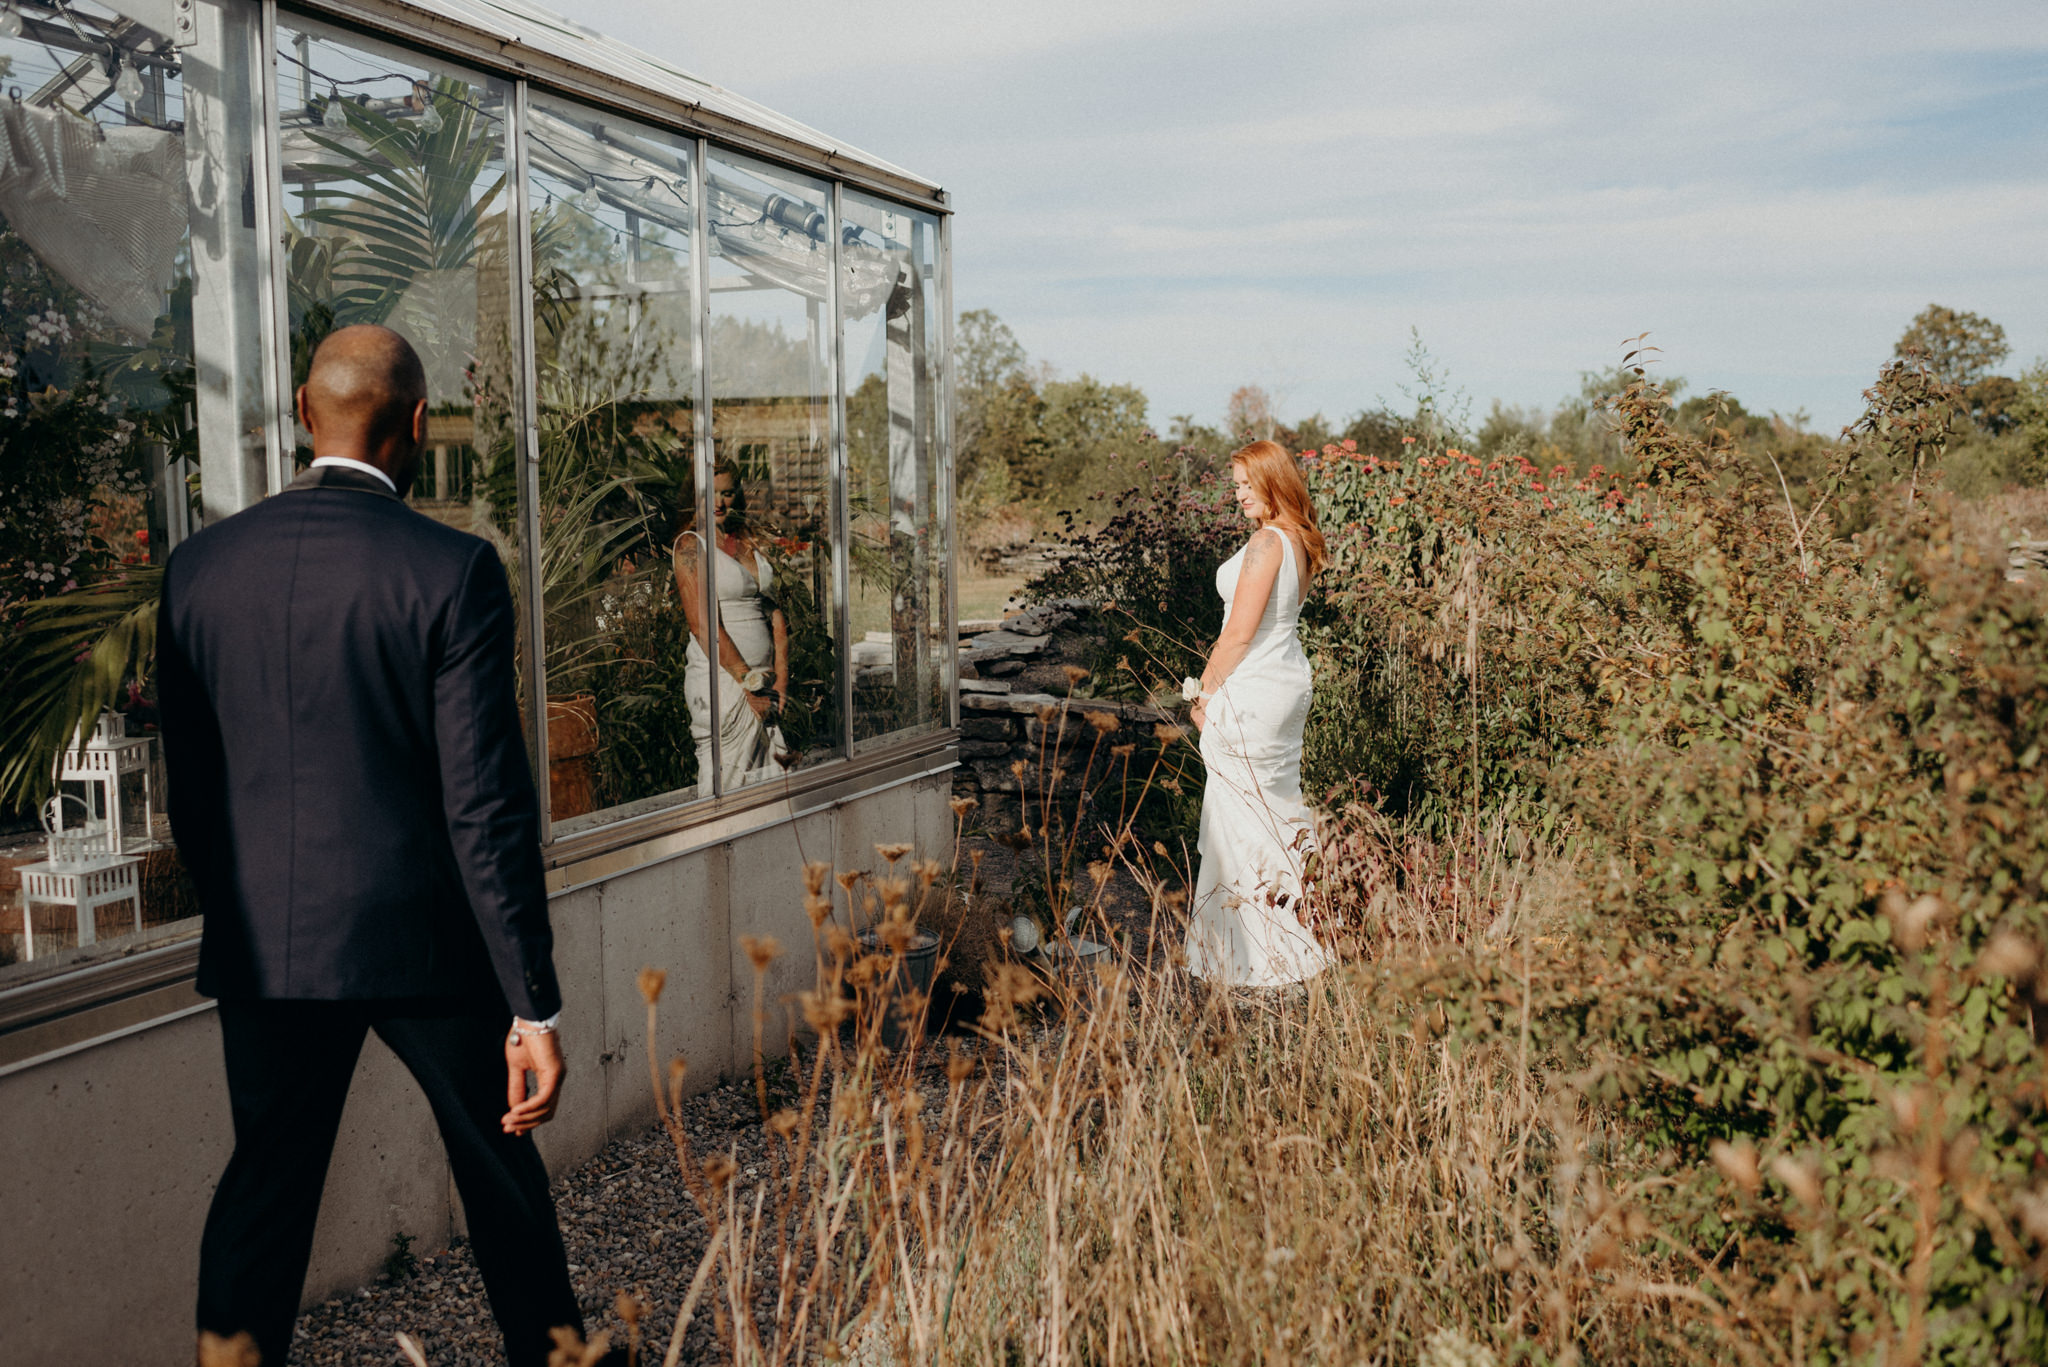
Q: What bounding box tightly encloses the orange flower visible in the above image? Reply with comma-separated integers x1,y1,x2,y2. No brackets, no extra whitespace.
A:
1401,436,1417,445
1390,495,1407,505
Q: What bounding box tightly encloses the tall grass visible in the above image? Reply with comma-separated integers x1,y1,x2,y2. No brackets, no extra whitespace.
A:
534,807,1764,1367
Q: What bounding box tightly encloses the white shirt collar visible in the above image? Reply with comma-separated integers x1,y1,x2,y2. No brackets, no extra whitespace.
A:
309,455,398,494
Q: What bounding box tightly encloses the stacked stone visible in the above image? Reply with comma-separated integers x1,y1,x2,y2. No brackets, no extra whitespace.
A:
951,600,1181,835
956,690,1179,835
2009,540,2048,582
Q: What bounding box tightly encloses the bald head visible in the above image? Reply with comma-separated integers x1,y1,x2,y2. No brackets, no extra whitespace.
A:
296,325,429,489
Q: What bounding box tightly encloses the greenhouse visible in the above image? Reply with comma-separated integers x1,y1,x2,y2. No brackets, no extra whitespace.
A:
0,0,955,1358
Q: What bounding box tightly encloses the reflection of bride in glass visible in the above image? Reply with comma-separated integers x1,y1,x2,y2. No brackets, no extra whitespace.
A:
672,460,790,788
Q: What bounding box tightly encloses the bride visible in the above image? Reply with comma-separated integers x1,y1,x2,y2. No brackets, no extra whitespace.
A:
673,460,790,790
1185,439,1333,988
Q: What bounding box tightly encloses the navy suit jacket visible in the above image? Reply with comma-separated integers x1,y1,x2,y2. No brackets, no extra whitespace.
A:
157,464,561,1020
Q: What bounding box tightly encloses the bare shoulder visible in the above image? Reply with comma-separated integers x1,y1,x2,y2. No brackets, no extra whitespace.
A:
1244,526,1284,567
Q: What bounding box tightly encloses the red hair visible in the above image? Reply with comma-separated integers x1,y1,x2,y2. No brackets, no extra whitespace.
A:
1231,439,1327,577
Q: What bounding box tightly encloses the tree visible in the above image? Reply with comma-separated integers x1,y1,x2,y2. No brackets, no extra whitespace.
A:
1035,375,1151,507
1894,304,2008,391
1225,384,1278,443
952,309,1036,494
955,308,1026,396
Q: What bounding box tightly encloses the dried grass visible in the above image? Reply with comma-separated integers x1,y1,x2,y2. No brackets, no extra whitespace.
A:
537,811,1715,1367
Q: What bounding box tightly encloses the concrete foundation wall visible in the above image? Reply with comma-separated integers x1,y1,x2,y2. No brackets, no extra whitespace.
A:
0,769,951,1365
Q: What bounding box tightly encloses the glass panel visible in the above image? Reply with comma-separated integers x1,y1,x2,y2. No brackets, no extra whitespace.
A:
703,148,840,791
271,22,534,747
842,192,946,749
524,91,702,834
0,0,266,983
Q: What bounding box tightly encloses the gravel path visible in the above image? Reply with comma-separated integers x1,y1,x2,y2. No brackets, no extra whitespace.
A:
291,836,1176,1366
291,1071,787,1366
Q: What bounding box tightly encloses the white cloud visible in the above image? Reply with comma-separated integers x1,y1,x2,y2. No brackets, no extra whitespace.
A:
570,0,2048,430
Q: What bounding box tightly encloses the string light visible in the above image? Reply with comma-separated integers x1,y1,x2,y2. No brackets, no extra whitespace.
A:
112,54,143,106
574,183,599,214
412,79,443,133
0,5,23,40
321,87,348,129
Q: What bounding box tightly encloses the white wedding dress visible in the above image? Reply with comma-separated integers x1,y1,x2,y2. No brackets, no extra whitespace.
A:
1185,528,1332,987
681,532,788,790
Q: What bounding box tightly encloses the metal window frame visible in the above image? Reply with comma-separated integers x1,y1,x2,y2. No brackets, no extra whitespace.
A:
937,196,959,731
692,134,722,794
828,180,855,764
508,78,552,830
282,0,946,214
255,0,292,494
0,0,964,1042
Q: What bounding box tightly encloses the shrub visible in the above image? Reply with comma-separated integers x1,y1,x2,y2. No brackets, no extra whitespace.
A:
1026,446,1244,706
1025,347,2048,1359
1359,358,2048,1362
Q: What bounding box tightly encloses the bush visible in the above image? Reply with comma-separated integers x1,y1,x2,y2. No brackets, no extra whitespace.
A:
1027,350,2048,1359
1025,447,1245,705
1351,358,2048,1362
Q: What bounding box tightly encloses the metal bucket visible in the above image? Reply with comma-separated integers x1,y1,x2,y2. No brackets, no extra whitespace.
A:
857,928,940,1050
1036,936,1113,991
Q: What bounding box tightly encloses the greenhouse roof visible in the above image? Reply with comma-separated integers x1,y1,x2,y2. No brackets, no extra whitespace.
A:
299,0,948,208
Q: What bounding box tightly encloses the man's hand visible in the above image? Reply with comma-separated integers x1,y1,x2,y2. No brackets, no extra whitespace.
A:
503,1025,564,1135
746,690,775,721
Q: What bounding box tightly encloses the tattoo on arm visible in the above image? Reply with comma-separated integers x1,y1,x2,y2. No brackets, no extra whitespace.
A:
1245,528,1280,571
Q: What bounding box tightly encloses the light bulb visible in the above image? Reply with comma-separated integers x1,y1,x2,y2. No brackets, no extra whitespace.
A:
322,92,348,130
574,184,599,214
113,56,144,106
418,100,442,134
0,7,23,40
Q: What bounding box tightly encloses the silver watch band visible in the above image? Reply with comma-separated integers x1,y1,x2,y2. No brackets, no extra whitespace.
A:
509,1012,560,1041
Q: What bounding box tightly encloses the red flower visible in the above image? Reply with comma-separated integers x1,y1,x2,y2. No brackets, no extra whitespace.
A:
135,529,149,545
1530,481,1547,492
1341,439,1358,452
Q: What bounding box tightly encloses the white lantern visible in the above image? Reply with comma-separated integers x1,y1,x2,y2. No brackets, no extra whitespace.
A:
56,711,159,856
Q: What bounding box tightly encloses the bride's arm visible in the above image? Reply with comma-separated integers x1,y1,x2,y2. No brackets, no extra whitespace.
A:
671,534,751,681
1196,528,1284,711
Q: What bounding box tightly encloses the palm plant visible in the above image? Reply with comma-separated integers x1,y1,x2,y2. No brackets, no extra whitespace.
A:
295,81,504,331
0,567,160,810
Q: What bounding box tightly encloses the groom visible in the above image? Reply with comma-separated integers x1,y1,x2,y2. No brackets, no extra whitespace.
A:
159,326,586,1365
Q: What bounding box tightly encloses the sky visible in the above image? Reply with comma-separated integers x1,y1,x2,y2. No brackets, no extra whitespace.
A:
575,0,2048,437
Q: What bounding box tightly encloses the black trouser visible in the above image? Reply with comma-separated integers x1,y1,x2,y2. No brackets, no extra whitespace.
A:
196,999,582,1367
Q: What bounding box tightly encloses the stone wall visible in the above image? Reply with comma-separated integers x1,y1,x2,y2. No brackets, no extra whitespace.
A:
954,601,1181,836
